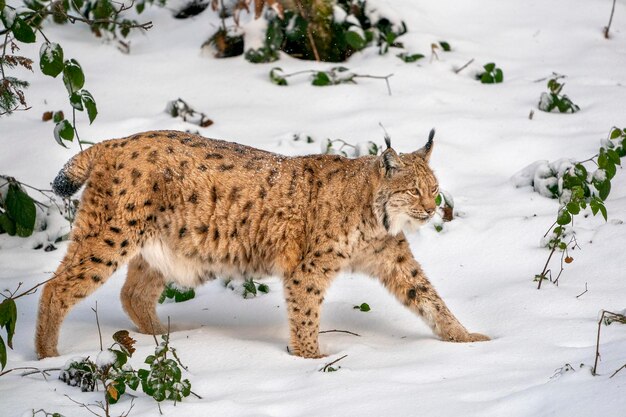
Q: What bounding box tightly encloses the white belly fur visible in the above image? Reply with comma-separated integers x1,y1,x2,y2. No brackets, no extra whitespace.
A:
140,239,208,288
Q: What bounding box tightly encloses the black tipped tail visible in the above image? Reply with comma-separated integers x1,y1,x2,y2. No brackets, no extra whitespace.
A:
51,146,97,198
52,169,82,198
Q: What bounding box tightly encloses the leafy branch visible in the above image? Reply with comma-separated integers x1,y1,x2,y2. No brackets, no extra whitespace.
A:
535,127,625,289
269,66,393,95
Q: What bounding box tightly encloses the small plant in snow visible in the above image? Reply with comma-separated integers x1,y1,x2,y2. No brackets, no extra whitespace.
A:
396,52,425,63
165,98,214,127
242,278,270,299
321,138,381,157
269,67,393,95
159,283,196,304
476,62,504,84
61,329,193,414
60,330,140,415
432,190,454,232
538,75,580,113
353,302,371,312
138,333,192,403
513,127,625,288
429,41,451,62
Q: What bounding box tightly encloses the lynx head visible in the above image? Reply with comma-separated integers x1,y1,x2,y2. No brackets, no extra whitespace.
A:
375,129,439,235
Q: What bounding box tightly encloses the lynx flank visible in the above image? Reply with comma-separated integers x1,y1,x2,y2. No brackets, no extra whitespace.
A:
36,129,489,359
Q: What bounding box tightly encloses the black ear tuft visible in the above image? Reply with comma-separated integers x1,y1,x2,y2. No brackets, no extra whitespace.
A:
379,122,392,149
381,148,401,178
384,134,391,149
425,128,435,152
414,128,435,162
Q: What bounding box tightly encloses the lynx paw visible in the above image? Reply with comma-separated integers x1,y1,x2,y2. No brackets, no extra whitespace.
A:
467,332,490,342
447,332,490,343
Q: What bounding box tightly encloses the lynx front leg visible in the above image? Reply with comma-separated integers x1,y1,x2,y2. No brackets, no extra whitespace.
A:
121,255,167,335
355,236,489,343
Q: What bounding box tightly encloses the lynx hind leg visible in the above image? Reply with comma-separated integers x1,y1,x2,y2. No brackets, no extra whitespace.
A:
121,255,167,335
356,237,489,343
283,253,341,359
36,229,139,359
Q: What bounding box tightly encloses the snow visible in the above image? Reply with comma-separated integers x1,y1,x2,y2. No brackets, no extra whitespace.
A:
96,350,117,368
2,0,626,416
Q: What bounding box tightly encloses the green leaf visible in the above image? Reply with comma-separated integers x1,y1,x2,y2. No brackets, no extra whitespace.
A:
556,209,571,225
269,67,287,86
480,72,493,84
439,41,451,51
494,68,503,83
345,30,366,50
312,71,331,86
596,180,611,201
62,59,85,93
0,298,17,349
483,63,495,72
0,213,16,236
242,279,257,296
53,111,64,123
6,184,36,237
39,42,64,77
607,149,621,165
257,283,269,293
12,17,36,43
0,336,6,370
0,0,5,11
69,92,83,111
590,199,608,221
174,287,195,303
566,201,580,215
598,204,607,221
605,161,617,180
574,163,587,179
397,52,424,63
610,128,621,139
354,302,370,312
435,194,442,206
79,90,97,123
54,119,74,146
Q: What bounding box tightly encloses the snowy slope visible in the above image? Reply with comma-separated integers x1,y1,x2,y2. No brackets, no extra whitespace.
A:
1,0,626,416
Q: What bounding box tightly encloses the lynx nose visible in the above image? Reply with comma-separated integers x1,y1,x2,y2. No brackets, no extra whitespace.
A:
425,207,436,216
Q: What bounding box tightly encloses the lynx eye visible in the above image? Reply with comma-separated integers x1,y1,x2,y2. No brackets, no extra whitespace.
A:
406,188,420,197
432,186,439,196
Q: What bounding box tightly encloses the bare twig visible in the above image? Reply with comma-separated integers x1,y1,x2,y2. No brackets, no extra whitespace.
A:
320,354,348,372
604,0,617,39
319,329,361,337
592,310,625,375
354,74,394,96
454,58,475,74
92,302,103,352
0,366,59,378
576,283,588,299
64,395,103,417
610,364,626,378
20,367,60,379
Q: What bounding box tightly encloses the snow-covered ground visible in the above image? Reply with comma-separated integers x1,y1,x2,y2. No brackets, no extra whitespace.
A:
2,0,626,415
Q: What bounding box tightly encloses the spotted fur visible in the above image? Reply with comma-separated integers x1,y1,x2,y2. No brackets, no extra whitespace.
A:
36,130,489,359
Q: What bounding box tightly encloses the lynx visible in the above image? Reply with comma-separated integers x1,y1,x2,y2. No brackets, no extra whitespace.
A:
36,129,489,359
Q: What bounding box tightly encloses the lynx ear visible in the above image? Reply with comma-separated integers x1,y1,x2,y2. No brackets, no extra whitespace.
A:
380,148,402,178
415,128,435,162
